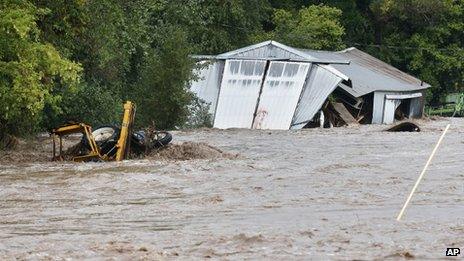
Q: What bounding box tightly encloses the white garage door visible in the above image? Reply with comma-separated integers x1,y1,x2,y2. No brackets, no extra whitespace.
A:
214,60,267,129
253,62,310,130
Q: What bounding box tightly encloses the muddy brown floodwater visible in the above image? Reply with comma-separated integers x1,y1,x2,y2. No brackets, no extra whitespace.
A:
1,118,463,260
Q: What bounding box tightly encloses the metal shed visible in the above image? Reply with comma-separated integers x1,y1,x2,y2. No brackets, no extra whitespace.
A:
190,41,431,129
300,47,430,124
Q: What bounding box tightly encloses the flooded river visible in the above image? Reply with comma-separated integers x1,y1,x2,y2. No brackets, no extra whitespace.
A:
1,118,463,259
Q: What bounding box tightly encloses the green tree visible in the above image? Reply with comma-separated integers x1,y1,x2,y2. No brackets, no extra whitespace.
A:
74,0,140,95
274,0,464,102
35,0,151,127
148,0,271,54
42,82,122,128
133,27,195,130
255,4,345,50
30,0,200,130
0,0,81,136
33,0,87,59
368,0,464,102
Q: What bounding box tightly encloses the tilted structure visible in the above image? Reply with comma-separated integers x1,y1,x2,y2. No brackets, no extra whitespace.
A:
190,41,430,130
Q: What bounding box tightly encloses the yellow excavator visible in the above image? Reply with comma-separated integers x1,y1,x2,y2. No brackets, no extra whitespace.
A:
52,101,152,162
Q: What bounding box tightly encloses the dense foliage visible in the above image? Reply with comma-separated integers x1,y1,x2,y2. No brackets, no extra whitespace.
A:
254,5,345,50
0,0,81,136
1,0,463,140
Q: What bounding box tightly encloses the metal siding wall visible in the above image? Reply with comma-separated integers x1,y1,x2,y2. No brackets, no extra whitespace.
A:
372,92,386,124
374,91,423,124
291,66,342,129
383,99,399,124
190,61,224,115
254,62,311,130
213,60,267,129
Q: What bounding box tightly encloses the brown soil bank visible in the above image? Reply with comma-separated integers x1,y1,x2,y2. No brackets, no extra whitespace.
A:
0,136,237,164
0,134,19,150
147,142,239,161
0,136,53,164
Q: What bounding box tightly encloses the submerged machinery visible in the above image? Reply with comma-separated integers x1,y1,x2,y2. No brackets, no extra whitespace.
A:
51,101,172,162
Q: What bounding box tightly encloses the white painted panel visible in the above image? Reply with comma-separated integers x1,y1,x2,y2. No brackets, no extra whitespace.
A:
374,91,423,124
190,61,224,115
372,92,386,124
214,60,266,129
253,62,310,130
383,99,401,124
291,65,343,129
386,93,422,100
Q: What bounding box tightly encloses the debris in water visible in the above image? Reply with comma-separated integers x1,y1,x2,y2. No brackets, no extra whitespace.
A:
0,136,69,164
232,233,265,244
386,122,421,132
147,142,239,161
384,251,415,259
0,134,19,150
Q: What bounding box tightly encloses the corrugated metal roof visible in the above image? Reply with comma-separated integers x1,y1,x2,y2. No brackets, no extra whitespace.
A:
216,41,350,81
299,47,430,97
210,41,351,65
218,40,306,60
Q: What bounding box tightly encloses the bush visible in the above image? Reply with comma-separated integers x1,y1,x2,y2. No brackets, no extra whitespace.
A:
132,27,195,130
184,96,213,129
42,82,122,129
0,0,81,137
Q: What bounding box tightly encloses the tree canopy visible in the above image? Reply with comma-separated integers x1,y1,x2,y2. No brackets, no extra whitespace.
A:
1,0,463,139
253,5,345,50
0,0,81,135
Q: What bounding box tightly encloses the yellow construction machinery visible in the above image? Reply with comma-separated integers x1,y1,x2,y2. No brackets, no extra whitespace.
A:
51,101,136,162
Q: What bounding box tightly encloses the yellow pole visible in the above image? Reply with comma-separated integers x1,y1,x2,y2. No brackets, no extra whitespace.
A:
396,124,451,221
116,101,135,161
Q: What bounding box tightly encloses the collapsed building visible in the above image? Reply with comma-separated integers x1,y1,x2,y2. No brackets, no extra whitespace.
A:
190,41,431,130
